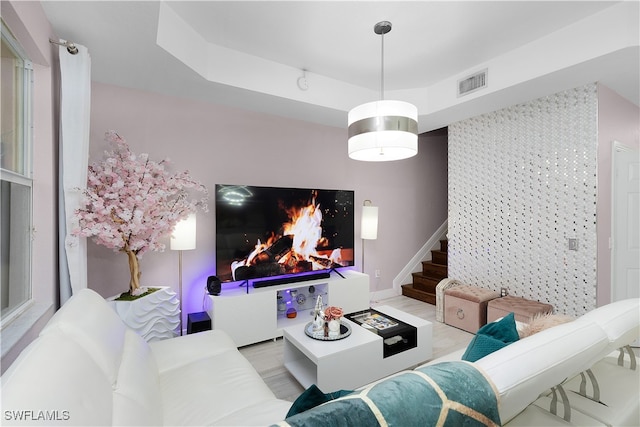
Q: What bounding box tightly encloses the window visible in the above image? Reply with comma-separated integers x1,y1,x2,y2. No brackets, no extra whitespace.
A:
1,21,33,325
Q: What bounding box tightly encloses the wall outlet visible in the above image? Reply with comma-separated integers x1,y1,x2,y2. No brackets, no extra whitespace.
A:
374,269,381,278
568,238,579,251
500,287,508,297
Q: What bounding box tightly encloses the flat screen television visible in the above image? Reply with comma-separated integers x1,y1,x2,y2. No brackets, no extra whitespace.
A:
215,184,355,286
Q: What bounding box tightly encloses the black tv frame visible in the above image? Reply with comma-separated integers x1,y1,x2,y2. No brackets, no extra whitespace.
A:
215,184,355,290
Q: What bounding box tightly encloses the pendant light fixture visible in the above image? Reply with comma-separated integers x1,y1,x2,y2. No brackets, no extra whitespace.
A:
348,21,418,162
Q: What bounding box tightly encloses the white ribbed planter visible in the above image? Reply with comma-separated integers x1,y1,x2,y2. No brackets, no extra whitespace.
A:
108,286,180,341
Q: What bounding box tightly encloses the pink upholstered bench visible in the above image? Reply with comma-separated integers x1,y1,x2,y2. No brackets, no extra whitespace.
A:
487,295,553,323
444,285,500,333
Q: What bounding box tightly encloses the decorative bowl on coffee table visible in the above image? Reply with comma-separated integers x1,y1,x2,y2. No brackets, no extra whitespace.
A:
304,322,351,341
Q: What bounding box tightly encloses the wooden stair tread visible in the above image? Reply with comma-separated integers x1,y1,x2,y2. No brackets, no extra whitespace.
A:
430,249,447,265
411,273,440,293
403,239,447,306
401,284,436,305
422,260,447,276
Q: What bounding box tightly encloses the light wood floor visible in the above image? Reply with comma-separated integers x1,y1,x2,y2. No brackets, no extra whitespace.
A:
239,295,474,402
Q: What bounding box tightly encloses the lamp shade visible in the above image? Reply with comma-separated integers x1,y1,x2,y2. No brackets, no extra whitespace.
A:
361,205,379,240
348,100,418,162
171,213,197,251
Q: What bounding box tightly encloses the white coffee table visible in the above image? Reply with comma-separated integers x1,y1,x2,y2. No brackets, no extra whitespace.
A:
282,305,432,391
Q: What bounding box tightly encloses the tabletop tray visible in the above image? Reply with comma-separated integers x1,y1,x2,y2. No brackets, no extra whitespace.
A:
304,321,351,341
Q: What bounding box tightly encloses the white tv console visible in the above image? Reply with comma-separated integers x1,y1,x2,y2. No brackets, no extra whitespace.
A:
206,270,370,347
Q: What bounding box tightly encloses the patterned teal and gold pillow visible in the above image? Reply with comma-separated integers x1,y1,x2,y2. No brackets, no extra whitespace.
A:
273,361,501,427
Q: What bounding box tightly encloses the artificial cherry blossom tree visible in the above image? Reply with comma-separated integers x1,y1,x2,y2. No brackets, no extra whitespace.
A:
74,131,208,295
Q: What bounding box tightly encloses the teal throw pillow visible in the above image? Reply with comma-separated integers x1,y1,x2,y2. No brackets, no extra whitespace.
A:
286,384,353,418
462,312,519,362
476,312,520,343
461,333,509,362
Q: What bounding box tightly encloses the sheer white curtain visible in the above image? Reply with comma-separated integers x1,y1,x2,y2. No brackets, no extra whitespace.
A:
58,41,91,305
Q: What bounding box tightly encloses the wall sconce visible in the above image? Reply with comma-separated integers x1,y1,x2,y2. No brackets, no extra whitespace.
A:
170,213,197,335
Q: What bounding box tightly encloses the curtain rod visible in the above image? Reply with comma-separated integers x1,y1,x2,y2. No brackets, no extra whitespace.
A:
49,38,78,55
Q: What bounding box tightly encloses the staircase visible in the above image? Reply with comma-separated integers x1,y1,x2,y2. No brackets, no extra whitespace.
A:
401,240,447,305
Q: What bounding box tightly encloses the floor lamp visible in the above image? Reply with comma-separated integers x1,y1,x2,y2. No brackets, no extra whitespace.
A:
361,200,378,303
171,213,196,336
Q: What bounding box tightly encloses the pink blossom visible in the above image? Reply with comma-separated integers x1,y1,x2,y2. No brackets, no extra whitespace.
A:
73,131,208,258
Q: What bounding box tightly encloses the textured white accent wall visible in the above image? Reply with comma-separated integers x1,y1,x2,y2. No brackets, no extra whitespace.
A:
449,84,598,317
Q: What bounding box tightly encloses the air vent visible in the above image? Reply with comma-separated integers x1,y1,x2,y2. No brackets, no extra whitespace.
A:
458,69,488,97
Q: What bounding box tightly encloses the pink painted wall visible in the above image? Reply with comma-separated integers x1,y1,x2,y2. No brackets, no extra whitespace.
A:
596,83,640,306
88,82,448,318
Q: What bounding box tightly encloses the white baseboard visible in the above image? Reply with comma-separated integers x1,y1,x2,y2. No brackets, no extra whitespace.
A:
393,220,448,292
370,288,399,303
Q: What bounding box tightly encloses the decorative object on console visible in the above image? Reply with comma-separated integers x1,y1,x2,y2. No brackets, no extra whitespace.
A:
296,293,306,305
171,213,197,335
277,293,286,311
348,21,418,162
74,131,207,296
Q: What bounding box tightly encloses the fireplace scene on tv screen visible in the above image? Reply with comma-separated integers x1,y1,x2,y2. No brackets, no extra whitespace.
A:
215,185,355,283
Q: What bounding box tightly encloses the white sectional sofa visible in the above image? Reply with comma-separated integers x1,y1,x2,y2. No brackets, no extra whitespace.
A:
0,289,291,426
273,298,640,426
473,297,640,425
2,288,638,426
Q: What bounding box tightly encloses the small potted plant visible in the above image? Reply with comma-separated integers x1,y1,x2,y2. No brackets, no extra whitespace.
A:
74,131,208,297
